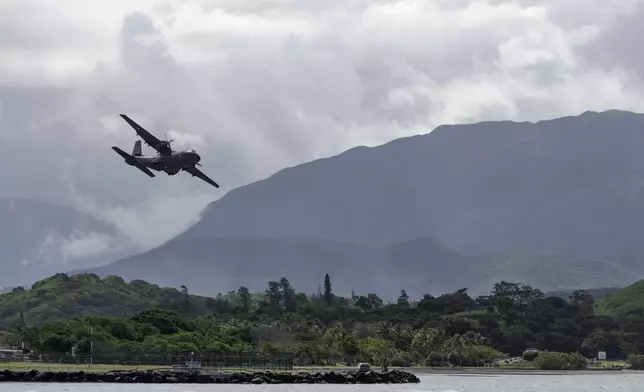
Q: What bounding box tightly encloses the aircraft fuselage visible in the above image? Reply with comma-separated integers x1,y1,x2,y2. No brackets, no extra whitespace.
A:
125,149,201,175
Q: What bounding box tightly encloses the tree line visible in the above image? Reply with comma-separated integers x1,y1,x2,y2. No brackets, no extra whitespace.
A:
1,273,644,369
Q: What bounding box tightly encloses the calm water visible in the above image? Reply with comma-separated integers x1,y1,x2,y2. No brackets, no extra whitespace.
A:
3,373,644,391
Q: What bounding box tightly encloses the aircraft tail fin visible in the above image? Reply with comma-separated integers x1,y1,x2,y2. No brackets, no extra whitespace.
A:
132,140,142,156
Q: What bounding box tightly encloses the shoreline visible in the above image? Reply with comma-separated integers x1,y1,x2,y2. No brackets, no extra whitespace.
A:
0,366,634,384
0,364,629,382
293,366,628,375
410,368,628,375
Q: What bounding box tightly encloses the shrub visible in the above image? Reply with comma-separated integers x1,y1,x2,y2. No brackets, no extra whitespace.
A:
472,346,508,365
567,353,588,370
424,352,448,367
445,346,507,367
533,352,588,370
533,352,567,370
627,354,644,370
391,351,413,367
523,350,539,361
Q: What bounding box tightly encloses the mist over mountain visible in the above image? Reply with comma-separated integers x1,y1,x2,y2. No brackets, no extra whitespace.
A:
81,110,644,297
0,198,139,288
82,236,638,300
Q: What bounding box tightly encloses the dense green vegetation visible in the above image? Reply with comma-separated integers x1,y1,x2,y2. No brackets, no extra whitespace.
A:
595,280,644,317
531,352,588,370
0,273,233,327
2,273,644,369
627,354,644,370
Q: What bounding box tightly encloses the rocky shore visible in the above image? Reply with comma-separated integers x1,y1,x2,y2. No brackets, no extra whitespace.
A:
0,369,420,384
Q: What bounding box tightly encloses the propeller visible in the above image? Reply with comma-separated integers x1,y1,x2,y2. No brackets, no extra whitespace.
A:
162,132,174,149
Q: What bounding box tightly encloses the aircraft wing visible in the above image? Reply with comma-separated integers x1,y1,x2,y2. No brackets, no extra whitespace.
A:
133,164,156,178
183,165,220,188
119,114,169,154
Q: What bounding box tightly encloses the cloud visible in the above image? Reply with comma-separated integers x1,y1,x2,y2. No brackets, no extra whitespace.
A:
2,0,644,250
24,229,122,267
65,170,213,249
167,129,205,147
58,231,117,262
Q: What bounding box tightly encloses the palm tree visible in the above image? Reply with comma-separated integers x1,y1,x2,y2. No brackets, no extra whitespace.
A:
390,324,412,351
446,334,466,367
582,331,609,358
410,328,445,363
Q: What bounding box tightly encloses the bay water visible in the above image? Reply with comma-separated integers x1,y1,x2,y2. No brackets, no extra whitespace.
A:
2,373,644,391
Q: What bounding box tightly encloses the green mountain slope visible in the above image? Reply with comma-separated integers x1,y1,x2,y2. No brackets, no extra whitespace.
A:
472,250,636,294
596,280,644,317
0,273,219,327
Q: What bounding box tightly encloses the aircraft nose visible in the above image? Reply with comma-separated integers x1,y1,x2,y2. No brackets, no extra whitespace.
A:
193,152,201,163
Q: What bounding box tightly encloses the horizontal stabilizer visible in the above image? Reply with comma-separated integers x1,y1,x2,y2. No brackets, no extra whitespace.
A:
112,146,131,160
111,146,155,178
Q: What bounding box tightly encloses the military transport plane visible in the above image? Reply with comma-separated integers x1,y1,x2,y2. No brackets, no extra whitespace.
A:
111,114,220,188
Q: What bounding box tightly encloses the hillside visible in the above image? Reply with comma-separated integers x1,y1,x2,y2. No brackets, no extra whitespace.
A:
596,280,644,317
0,198,139,287
83,237,393,298
82,237,640,299
0,273,218,328
180,110,644,262
471,251,633,294
546,287,621,301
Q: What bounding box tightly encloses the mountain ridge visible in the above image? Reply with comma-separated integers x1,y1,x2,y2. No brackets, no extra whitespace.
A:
179,109,644,256
78,110,644,298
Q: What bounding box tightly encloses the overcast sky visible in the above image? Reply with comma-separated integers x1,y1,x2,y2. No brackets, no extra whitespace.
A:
1,0,644,251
